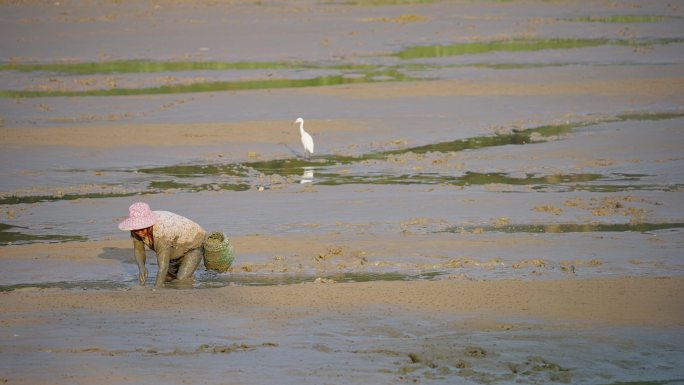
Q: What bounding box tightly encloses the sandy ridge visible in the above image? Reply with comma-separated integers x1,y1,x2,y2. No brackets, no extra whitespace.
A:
0,119,366,148
3,276,683,327
300,77,684,99
2,76,683,148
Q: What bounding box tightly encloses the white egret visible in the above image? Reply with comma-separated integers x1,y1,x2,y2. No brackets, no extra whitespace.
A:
294,117,314,160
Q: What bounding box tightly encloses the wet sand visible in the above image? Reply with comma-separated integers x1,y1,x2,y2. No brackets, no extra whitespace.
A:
2,233,684,384
2,274,683,385
4,274,684,327
2,75,684,147
2,0,684,384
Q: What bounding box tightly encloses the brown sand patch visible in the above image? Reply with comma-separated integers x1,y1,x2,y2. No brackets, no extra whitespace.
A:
1,276,682,327
0,119,369,148
298,77,684,99
0,233,553,269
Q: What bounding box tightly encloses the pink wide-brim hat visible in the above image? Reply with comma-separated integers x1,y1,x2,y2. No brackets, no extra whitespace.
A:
118,202,157,231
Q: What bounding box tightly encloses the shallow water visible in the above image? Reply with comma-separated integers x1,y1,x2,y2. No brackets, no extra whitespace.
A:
0,271,433,292
443,222,684,234
0,223,86,245
2,112,682,206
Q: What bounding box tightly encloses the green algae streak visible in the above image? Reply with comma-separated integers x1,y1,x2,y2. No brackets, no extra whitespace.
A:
0,72,410,98
395,38,683,60
0,60,373,75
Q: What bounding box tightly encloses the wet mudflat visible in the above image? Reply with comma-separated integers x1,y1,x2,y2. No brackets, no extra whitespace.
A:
2,301,683,385
2,277,684,385
1,0,684,384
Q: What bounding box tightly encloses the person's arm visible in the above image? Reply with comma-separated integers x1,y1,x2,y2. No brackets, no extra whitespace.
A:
133,238,148,285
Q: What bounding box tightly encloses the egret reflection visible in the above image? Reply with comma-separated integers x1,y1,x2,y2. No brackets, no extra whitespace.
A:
300,167,315,184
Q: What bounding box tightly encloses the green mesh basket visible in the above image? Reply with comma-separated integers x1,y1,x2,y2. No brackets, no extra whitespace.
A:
203,231,234,273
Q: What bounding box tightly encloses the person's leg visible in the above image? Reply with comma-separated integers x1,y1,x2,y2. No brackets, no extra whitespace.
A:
176,248,203,280
165,258,181,281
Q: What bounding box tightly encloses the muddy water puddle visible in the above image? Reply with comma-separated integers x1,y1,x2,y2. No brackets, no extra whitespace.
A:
443,222,684,235
0,223,86,245
0,280,127,292
0,271,439,292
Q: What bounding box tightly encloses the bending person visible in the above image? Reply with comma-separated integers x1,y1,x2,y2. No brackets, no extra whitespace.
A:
118,202,206,288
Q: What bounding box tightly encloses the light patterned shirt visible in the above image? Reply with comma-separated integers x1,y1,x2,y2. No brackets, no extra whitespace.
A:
133,210,206,260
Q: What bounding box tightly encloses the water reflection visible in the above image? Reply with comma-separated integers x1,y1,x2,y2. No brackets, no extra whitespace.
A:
300,167,315,184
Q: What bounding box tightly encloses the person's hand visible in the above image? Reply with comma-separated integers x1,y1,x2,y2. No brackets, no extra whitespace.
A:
139,266,148,285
